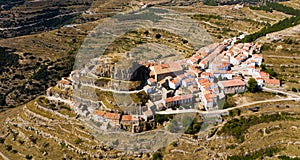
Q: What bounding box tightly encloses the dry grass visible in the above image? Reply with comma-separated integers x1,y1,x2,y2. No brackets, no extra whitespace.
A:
261,42,300,90
280,0,300,10
231,91,286,106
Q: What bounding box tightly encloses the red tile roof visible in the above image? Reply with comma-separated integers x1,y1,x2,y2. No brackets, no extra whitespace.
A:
121,115,133,121
219,79,245,87
265,79,280,85
201,72,213,77
148,78,156,83
94,110,106,117
58,80,72,85
104,112,120,120
260,71,270,79
165,94,193,103
151,63,183,75
198,78,209,85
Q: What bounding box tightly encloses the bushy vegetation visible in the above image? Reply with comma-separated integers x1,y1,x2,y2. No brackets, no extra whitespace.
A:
184,118,201,134
278,155,300,160
247,78,260,93
229,109,241,117
152,152,163,160
241,15,300,42
203,0,218,6
219,112,298,142
228,147,281,160
250,3,300,16
0,47,19,74
191,14,222,21
242,3,300,42
261,63,278,78
154,114,174,125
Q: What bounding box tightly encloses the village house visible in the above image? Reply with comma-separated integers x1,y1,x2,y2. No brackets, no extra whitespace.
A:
218,79,246,94
167,78,181,89
265,78,281,87
165,94,193,108
150,62,184,81
199,60,208,69
147,78,156,86
143,85,153,94
213,70,233,80
57,77,73,90
188,84,200,94
260,71,270,80
182,77,197,87
252,54,263,66
103,112,121,124
186,55,202,65
154,100,165,111
197,78,210,92
143,110,154,121
200,90,218,110
189,65,202,77
201,72,214,82
255,77,264,87
120,115,133,125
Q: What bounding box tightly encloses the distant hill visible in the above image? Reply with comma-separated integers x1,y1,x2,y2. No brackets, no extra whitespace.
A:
0,0,93,38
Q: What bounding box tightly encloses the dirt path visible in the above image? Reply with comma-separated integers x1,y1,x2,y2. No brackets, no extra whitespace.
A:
0,151,10,160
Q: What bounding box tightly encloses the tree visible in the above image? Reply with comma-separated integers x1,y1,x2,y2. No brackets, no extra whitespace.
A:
229,109,241,117
292,87,298,92
247,78,259,93
152,152,163,160
155,34,161,39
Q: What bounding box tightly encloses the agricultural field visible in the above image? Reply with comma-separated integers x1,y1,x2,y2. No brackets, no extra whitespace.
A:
261,42,300,91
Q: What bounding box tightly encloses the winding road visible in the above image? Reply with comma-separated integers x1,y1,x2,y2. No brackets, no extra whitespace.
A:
79,83,144,94
156,97,300,115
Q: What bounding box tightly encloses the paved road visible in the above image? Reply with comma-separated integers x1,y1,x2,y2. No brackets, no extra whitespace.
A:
156,98,300,115
263,87,300,98
80,83,144,94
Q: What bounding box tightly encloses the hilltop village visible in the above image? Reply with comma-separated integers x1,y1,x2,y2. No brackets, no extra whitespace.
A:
46,35,281,133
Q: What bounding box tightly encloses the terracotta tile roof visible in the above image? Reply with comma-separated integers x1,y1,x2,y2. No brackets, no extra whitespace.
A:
148,78,156,83
219,79,245,87
201,72,213,78
121,115,133,121
177,74,186,79
252,54,262,58
150,71,155,76
170,78,180,84
265,79,280,85
260,71,270,79
204,93,213,102
151,62,183,75
104,112,120,120
58,80,72,85
248,66,255,69
94,110,106,117
165,94,193,103
198,78,209,85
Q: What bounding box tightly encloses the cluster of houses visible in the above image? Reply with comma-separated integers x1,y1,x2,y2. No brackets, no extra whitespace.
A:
139,36,280,111
45,34,282,133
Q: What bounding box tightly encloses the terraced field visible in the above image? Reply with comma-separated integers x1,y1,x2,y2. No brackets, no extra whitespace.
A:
260,42,300,91
0,96,133,159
